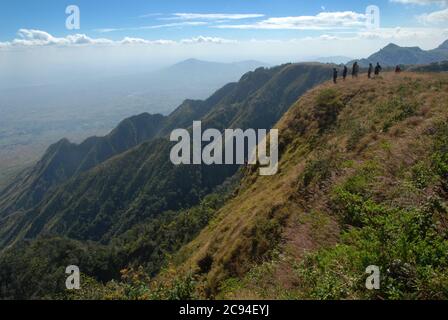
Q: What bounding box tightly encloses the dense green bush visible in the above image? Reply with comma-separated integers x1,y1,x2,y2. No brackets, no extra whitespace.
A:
0,175,239,300
296,198,448,299
432,121,448,190
377,97,418,132
313,89,345,132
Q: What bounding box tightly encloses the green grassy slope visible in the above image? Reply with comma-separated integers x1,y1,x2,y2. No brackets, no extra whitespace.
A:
0,63,336,299
22,71,448,301
170,72,448,300
0,113,166,216
0,63,333,249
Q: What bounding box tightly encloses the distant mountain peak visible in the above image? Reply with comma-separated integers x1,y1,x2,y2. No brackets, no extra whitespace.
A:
383,43,400,50
437,39,448,50
179,58,204,64
172,58,209,67
352,40,448,67
381,43,422,51
183,58,201,62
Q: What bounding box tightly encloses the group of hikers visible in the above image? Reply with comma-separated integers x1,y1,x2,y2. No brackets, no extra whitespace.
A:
333,62,401,84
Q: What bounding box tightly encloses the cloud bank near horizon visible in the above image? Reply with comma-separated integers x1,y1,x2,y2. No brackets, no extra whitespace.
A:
1,26,446,51
0,29,238,48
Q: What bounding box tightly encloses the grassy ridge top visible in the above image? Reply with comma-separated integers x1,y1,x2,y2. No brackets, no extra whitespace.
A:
173,72,448,299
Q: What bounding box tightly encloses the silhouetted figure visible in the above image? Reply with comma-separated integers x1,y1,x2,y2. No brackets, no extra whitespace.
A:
374,62,382,76
395,65,402,73
368,63,373,79
342,65,348,80
352,62,359,78
333,68,338,84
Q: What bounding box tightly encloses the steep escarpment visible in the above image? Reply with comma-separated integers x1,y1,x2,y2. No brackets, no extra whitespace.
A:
0,63,333,251
0,113,166,216
0,62,336,299
4,69,447,300
171,72,448,300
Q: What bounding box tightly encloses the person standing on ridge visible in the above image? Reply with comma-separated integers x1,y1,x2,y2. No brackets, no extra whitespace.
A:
395,65,402,73
375,62,382,76
368,63,373,79
352,62,358,78
333,68,338,84
352,62,360,78
342,65,348,80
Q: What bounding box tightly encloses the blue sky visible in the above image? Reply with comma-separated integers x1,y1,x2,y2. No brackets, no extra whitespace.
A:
0,0,446,42
0,0,447,88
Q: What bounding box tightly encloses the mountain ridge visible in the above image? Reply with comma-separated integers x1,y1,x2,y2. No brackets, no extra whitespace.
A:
0,113,166,216
170,71,448,299
0,61,271,217
351,39,448,67
0,62,335,250
2,68,448,300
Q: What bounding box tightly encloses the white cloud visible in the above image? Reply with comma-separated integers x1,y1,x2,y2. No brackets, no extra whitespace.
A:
418,7,448,24
291,26,447,44
9,29,114,46
142,21,208,29
391,0,448,5
95,21,208,33
93,13,265,33
119,37,176,45
0,29,236,49
180,36,237,44
118,36,234,45
316,26,446,42
357,27,434,39
66,34,113,45
319,34,338,40
168,13,265,20
215,11,367,30
94,28,121,33
119,37,150,45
